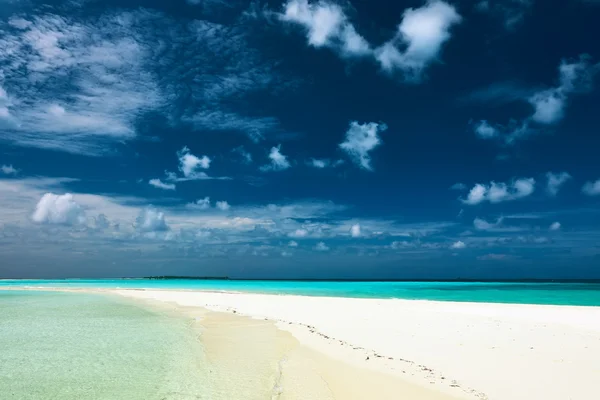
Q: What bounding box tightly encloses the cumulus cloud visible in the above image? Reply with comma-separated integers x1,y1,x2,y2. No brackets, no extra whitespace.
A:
216,201,231,211
339,121,387,170
1,164,18,175
546,172,571,196
462,178,535,205
260,145,291,171
178,146,211,177
279,0,460,81
187,197,211,210
135,207,169,232
288,240,298,247
279,0,371,57
315,241,330,251
582,179,600,196
473,55,598,144
375,1,461,80
148,178,176,191
450,240,466,249
31,193,86,225
350,223,361,237
549,221,561,231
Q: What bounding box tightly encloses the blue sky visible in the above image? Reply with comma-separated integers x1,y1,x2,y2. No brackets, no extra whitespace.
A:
1,0,600,279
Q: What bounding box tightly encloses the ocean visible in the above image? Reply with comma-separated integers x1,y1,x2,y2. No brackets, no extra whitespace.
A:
2,279,600,306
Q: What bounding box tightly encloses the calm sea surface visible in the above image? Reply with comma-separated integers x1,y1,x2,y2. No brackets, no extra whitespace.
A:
2,279,600,306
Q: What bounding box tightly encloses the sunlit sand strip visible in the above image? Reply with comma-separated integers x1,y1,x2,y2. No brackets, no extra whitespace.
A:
111,288,600,400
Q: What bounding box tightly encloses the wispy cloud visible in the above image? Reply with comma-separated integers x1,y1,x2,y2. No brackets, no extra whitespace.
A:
306,158,343,168
546,172,571,196
0,8,296,154
462,178,535,205
1,164,18,175
472,55,599,144
186,110,281,142
339,121,387,170
0,11,165,155
315,241,330,251
278,0,461,81
475,0,533,30
149,178,176,191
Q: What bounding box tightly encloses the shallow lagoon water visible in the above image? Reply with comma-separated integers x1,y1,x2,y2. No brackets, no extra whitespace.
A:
0,290,214,399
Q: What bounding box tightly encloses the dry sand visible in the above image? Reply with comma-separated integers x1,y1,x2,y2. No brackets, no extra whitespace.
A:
113,289,600,400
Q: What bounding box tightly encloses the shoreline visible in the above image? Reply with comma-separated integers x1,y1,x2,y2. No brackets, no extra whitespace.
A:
3,287,600,399
111,288,600,400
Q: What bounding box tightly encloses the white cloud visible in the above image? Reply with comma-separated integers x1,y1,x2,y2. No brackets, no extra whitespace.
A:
288,240,298,247
187,110,281,142
549,221,561,231
135,207,169,232
32,193,86,225
0,10,293,155
339,121,387,170
216,201,230,211
462,178,535,205
1,164,18,175
0,11,165,155
306,158,343,168
375,1,461,80
475,55,598,144
279,0,371,57
450,240,466,249
473,120,498,139
279,0,459,81
350,223,361,237
148,178,176,191
177,146,211,178
450,182,467,190
187,197,211,210
260,145,291,171
473,217,503,231
546,172,571,196
289,228,308,238
8,17,33,30
315,241,330,251
582,179,600,196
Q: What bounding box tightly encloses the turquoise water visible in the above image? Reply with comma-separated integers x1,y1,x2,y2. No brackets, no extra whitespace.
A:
0,290,218,399
2,279,600,306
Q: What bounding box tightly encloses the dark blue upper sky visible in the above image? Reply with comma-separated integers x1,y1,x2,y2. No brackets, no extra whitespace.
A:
1,0,599,278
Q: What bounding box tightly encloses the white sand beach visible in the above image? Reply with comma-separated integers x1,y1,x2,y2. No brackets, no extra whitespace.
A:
114,289,600,400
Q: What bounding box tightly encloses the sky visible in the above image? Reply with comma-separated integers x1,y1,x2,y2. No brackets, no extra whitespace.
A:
1,0,600,279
